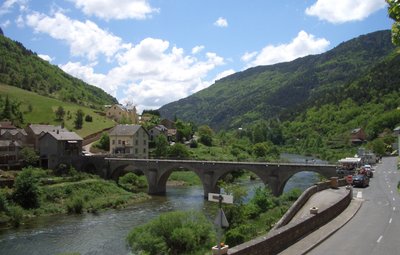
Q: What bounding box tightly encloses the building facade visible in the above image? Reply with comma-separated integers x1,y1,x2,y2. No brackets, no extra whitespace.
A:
105,104,139,124
109,125,149,158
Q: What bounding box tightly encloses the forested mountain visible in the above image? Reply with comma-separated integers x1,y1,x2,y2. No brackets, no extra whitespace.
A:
159,30,397,130
0,34,117,109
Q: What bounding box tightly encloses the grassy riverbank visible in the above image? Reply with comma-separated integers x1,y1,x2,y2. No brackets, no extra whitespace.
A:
0,167,150,227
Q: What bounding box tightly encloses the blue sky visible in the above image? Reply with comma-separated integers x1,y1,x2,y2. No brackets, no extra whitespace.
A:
0,0,392,112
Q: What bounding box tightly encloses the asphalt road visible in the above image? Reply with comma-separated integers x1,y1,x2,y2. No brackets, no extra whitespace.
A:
308,156,400,255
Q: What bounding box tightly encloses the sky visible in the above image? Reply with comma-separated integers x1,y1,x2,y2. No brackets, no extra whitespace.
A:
0,0,393,113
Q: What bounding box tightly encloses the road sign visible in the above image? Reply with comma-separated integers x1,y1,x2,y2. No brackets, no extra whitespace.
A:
208,193,234,204
214,208,229,228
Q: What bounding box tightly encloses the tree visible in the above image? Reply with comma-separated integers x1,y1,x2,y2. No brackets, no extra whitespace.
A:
19,147,39,166
154,135,169,157
168,143,190,158
74,109,84,129
95,132,110,151
55,106,65,121
13,168,41,209
387,0,400,45
1,95,11,120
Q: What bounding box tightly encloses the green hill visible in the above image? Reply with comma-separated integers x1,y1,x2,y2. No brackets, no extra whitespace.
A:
0,34,117,109
159,30,397,130
0,84,115,138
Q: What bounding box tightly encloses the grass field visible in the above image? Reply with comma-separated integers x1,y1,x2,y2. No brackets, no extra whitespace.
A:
0,84,115,137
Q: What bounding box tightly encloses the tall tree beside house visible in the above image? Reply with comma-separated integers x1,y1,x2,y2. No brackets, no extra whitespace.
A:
387,0,400,45
55,105,65,121
74,109,84,129
1,95,24,126
154,135,169,157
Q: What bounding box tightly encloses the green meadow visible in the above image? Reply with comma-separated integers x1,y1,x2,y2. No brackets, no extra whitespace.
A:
1,83,115,137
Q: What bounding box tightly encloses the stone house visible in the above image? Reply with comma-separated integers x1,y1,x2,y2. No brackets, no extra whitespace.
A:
105,104,139,124
0,140,22,167
149,125,168,141
39,130,83,169
350,128,366,144
25,124,67,150
109,125,149,158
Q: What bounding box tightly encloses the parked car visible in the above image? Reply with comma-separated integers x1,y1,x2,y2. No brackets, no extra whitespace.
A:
360,165,373,178
352,174,369,188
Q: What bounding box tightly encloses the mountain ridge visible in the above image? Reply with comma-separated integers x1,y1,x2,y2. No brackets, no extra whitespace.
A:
159,30,396,130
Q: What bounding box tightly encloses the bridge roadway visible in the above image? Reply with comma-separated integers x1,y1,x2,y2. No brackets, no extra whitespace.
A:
76,157,337,198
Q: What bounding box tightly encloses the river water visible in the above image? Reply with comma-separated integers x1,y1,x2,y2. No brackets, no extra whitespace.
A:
0,154,324,255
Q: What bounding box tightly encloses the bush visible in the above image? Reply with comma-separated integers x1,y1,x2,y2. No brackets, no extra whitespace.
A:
168,143,190,159
94,132,110,151
8,205,24,227
85,114,93,122
13,168,41,209
0,190,9,212
127,210,215,255
118,173,147,193
66,195,85,214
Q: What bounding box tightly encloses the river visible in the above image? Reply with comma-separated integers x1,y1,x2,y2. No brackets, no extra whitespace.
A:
0,154,324,255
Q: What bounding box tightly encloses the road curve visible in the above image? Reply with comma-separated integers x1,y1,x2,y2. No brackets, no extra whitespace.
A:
308,156,400,255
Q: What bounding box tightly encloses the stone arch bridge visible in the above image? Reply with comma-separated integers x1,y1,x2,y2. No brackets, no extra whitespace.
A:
72,156,337,197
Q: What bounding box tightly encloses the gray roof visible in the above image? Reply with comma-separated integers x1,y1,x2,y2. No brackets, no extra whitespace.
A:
109,125,142,136
1,129,27,136
29,124,68,135
41,131,82,141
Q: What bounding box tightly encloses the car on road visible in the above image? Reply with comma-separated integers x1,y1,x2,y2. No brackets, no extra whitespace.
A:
352,174,369,188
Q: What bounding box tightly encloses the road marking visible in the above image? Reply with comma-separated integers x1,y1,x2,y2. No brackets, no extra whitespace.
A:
357,191,362,199
377,235,383,243
391,190,393,194
389,218,392,224
394,207,396,211
393,197,396,201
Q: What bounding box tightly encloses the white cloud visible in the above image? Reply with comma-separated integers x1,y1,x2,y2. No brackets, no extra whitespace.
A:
192,45,205,54
38,54,54,62
26,12,124,61
214,17,228,27
0,0,28,16
243,30,330,68
70,0,159,20
1,20,10,28
241,51,258,62
305,0,387,24
15,15,24,27
59,37,225,112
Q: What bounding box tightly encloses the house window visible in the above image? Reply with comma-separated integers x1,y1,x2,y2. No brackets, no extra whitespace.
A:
143,148,146,153
118,140,121,144
135,140,138,145
144,140,146,145
112,140,115,145
135,148,138,154
122,141,125,145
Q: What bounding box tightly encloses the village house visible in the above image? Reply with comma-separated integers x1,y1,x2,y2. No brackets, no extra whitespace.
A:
39,130,83,169
0,120,27,168
105,104,139,124
149,125,168,141
109,124,149,158
25,124,67,150
350,128,366,144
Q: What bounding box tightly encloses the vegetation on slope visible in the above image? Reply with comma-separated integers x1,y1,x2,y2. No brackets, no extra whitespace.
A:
0,84,115,137
159,30,396,130
0,34,117,109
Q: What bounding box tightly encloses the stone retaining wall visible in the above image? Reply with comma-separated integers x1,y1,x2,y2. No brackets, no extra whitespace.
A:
228,178,351,255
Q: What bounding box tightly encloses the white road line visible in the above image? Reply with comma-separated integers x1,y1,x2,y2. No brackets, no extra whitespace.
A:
389,218,392,224
394,207,396,211
357,191,362,199
393,197,396,201
377,235,383,243
391,190,393,194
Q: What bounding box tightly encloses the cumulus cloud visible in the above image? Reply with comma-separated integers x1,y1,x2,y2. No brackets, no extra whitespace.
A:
60,37,225,112
242,30,330,68
1,20,10,28
70,0,159,20
305,0,387,24
25,12,124,61
192,45,205,54
38,54,54,62
214,17,228,27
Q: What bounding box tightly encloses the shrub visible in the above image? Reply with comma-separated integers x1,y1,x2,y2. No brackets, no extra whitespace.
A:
118,173,148,193
66,195,85,214
127,210,215,255
8,205,24,227
85,114,93,122
0,190,9,212
13,168,41,209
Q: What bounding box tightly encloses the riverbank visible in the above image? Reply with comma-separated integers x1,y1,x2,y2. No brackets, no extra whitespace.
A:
0,167,151,228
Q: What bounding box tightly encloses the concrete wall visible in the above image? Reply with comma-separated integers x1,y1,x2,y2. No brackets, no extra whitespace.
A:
228,178,351,255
